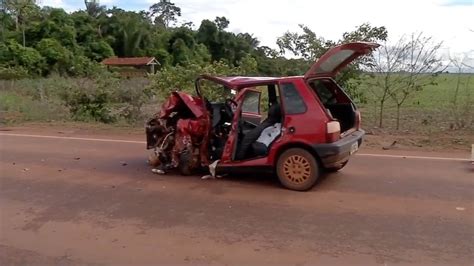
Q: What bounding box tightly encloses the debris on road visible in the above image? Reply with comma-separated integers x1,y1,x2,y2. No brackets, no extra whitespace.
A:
120,161,128,166
383,140,398,150
73,157,81,160
201,160,222,180
152,168,165,175
22,168,30,172
456,207,465,211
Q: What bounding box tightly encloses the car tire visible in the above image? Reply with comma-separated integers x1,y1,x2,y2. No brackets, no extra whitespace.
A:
325,160,349,172
276,148,320,191
178,150,193,176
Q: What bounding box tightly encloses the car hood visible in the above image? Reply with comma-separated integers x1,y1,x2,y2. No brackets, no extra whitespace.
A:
159,91,208,119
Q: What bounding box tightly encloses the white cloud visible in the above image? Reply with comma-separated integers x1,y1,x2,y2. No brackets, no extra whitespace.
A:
40,0,64,6
39,0,474,56
174,0,473,56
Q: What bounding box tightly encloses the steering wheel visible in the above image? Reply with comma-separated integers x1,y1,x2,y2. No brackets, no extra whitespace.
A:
223,98,238,119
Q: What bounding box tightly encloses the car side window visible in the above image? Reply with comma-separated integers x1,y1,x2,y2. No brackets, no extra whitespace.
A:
311,80,337,105
242,90,260,114
281,83,307,114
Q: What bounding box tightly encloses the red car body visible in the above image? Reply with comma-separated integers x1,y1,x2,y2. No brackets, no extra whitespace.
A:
146,42,380,190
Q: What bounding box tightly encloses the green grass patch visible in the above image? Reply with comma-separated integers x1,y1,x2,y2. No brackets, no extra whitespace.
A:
0,90,69,124
357,73,473,132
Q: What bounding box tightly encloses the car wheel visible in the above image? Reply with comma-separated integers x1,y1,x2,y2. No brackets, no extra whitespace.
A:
325,160,349,172
178,150,193,176
276,148,319,191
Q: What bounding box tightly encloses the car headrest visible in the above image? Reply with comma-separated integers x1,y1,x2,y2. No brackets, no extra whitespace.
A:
267,104,281,122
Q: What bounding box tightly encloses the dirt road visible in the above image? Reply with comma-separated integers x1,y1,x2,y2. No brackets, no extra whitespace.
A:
0,128,473,265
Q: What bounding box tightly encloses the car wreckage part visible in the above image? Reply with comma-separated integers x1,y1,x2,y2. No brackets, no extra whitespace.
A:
146,91,212,175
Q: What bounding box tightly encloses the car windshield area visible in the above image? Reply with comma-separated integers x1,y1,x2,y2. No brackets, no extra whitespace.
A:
195,78,234,103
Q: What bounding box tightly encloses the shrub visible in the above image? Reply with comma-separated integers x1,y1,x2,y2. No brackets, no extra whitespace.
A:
64,88,116,123
0,66,30,80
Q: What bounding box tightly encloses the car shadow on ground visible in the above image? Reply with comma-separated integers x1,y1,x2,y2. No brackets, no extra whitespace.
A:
93,155,342,192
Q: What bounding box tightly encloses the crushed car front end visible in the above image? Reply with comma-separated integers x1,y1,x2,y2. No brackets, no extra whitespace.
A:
145,91,211,175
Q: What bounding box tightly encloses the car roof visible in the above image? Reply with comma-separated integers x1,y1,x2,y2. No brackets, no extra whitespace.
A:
200,74,303,90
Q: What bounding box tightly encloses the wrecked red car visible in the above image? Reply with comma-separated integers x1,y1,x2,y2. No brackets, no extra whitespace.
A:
146,42,379,191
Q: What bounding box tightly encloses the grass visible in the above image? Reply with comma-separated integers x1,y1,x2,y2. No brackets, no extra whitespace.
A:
0,90,69,123
1,73,473,132
358,73,474,133
0,77,151,125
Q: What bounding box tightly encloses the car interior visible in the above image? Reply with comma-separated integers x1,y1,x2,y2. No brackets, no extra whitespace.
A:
308,78,357,133
234,84,282,160
200,81,283,162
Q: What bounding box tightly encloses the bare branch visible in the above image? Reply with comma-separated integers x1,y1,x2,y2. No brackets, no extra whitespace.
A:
369,32,445,129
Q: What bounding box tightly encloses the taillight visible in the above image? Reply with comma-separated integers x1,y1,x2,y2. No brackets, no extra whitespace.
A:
326,121,340,142
355,110,361,130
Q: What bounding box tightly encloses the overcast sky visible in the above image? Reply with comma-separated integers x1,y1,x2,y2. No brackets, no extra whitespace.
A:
41,0,473,61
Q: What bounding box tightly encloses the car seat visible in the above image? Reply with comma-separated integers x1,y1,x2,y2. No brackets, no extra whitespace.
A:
235,104,281,160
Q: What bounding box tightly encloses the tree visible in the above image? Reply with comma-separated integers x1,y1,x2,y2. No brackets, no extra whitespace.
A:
4,0,36,46
369,33,445,129
214,16,229,30
0,39,45,75
276,23,387,102
36,8,77,48
277,24,334,61
101,8,151,57
36,38,72,75
341,23,388,43
196,18,254,66
84,0,105,18
149,0,181,28
449,54,473,129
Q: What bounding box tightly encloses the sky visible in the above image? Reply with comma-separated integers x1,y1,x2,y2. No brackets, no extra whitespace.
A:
40,0,474,65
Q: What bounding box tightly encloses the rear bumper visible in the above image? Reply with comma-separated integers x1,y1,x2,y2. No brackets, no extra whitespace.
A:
311,130,365,168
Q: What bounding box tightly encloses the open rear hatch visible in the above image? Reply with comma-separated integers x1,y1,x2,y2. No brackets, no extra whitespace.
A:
304,42,380,79
305,42,380,137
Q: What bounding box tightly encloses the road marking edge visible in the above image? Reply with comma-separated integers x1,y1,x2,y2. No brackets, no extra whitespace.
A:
1,132,471,162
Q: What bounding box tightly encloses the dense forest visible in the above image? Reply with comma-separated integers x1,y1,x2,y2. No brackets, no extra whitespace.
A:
0,0,388,79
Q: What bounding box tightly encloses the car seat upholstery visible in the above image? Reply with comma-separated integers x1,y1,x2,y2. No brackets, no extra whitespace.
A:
235,104,282,160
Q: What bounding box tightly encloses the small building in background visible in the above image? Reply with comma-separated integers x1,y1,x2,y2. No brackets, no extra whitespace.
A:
102,57,159,78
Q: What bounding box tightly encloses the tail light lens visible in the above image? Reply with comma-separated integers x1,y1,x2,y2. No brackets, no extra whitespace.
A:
355,110,361,130
326,121,340,142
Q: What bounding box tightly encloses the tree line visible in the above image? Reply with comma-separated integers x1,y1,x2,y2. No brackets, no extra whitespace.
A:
1,0,387,80
2,0,464,130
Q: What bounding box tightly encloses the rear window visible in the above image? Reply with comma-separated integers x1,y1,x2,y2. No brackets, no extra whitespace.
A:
281,83,307,114
315,50,354,73
310,80,337,105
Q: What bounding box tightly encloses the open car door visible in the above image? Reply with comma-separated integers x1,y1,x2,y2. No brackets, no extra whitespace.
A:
304,42,380,79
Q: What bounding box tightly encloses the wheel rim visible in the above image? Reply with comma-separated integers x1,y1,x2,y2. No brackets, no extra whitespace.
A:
282,155,311,184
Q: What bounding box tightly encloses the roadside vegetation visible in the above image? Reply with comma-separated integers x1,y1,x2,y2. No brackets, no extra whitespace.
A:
1,0,472,149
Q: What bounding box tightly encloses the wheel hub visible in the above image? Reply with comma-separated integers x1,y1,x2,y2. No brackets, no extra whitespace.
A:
283,155,311,183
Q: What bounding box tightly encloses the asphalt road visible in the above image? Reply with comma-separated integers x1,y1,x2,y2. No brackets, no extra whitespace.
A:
0,131,473,266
